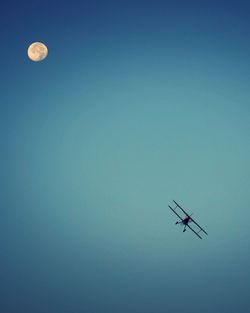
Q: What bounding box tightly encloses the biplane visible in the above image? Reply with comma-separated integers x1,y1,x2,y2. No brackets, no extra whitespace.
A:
168,200,208,239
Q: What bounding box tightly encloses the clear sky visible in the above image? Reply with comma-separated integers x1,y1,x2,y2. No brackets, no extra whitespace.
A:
1,1,250,312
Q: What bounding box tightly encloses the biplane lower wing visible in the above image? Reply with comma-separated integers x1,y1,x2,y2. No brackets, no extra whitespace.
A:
187,224,203,239
191,219,208,235
168,205,184,222
173,200,189,216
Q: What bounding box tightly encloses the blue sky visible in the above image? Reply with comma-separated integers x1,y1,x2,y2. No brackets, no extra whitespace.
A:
1,1,250,312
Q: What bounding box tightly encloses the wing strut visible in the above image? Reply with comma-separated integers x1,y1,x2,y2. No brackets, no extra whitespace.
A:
168,205,184,222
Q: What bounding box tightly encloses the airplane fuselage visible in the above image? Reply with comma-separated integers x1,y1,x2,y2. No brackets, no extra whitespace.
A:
182,216,191,225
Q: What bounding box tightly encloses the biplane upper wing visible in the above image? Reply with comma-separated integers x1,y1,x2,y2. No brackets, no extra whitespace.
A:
190,218,208,235
187,224,203,239
168,205,184,222
173,200,189,216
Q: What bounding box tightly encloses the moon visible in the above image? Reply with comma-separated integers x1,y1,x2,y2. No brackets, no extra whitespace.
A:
27,42,48,62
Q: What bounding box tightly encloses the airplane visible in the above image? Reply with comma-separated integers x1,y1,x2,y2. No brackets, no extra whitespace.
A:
168,200,208,239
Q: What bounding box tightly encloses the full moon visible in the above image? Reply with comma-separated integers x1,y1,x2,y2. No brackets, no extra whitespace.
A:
27,42,48,62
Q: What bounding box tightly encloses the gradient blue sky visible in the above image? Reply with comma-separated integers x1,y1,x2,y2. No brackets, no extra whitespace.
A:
1,1,250,312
